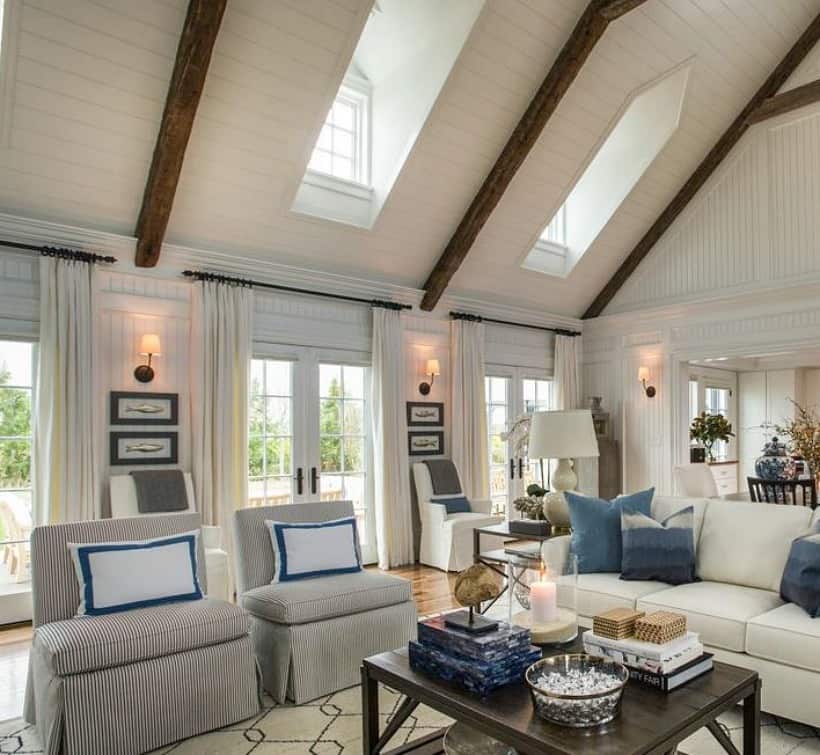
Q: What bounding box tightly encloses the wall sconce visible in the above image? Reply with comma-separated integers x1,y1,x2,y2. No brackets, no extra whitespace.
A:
638,366,656,398
134,334,161,383
419,359,441,396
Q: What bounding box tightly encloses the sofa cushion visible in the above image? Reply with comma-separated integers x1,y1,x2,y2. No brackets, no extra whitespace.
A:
697,501,813,591
621,506,697,585
33,598,248,676
241,571,411,625
637,582,783,652
651,496,708,551
780,522,820,617
746,603,820,674
560,573,668,618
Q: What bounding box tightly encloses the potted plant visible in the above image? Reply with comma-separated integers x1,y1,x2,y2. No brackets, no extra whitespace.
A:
776,401,820,484
689,412,734,463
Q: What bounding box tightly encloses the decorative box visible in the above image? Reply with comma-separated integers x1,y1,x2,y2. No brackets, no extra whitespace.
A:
592,608,645,640
509,519,551,536
634,611,687,644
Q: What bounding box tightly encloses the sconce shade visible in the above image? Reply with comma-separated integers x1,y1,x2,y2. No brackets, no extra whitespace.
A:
637,366,650,382
426,359,441,377
528,410,600,460
139,334,161,356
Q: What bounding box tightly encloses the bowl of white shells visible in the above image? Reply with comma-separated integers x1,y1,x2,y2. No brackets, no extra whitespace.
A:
525,653,628,728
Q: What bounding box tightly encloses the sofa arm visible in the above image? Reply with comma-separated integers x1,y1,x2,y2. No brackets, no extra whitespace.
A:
421,501,448,528
470,498,493,516
542,534,571,565
201,525,222,550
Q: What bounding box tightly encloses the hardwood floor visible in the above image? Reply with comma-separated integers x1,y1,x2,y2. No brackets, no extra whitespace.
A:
0,565,457,721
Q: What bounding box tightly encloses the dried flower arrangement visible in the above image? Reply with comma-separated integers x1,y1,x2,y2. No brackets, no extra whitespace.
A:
776,400,820,479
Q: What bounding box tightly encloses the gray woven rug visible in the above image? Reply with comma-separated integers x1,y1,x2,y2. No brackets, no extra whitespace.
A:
3,688,820,754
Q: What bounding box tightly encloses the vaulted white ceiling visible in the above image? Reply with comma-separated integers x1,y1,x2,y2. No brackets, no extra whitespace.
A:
0,0,818,318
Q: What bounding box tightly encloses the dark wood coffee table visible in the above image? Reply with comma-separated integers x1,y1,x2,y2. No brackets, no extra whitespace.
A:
361,639,760,755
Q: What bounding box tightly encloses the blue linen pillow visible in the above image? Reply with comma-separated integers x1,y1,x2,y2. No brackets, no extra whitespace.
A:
620,506,697,585
68,531,203,616
266,516,362,583
430,495,472,515
565,488,654,573
780,521,820,617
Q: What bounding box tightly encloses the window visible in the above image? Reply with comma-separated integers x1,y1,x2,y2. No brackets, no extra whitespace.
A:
308,83,370,186
539,205,566,247
689,378,698,425
248,359,294,507
485,376,510,516
704,386,731,462
0,339,35,591
521,378,554,489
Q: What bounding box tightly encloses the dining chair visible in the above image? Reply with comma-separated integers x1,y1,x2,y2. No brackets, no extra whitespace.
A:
747,477,817,508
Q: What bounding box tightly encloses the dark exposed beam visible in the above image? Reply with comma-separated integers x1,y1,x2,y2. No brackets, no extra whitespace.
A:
747,78,820,125
583,12,820,319
419,0,646,312
135,0,227,267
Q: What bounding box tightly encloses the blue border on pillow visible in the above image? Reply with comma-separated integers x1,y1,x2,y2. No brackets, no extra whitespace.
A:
272,518,362,582
76,533,202,615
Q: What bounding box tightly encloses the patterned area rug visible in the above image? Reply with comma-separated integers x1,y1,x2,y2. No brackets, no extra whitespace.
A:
3,689,820,754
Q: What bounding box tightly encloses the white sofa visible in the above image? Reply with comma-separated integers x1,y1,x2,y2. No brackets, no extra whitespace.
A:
545,497,820,727
412,463,502,572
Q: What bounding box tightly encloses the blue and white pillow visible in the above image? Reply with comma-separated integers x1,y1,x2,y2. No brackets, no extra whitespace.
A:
69,531,202,616
430,495,472,515
620,506,697,585
266,516,362,583
780,521,820,617
565,488,654,573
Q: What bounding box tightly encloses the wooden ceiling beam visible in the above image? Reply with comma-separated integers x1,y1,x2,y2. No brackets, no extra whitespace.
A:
747,78,820,125
419,0,646,312
134,0,227,268
583,12,820,319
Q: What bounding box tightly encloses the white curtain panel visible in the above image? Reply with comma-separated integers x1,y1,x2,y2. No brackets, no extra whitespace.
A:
554,334,583,410
190,281,253,551
370,307,414,569
34,256,101,524
450,319,489,500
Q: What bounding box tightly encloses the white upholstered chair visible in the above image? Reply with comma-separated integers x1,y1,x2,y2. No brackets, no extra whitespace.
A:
109,473,230,601
674,464,719,498
412,462,503,572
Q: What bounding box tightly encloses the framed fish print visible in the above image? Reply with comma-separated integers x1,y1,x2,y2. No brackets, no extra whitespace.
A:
110,431,178,465
110,392,178,425
408,430,444,457
406,402,444,427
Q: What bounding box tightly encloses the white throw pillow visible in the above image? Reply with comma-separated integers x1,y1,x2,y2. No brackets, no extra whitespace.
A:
68,531,202,616
266,517,362,583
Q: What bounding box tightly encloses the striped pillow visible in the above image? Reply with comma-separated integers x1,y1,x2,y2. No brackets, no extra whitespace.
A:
780,522,820,617
620,506,696,585
68,531,203,616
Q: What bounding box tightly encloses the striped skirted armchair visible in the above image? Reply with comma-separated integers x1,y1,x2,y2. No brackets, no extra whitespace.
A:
24,513,261,755
233,500,417,703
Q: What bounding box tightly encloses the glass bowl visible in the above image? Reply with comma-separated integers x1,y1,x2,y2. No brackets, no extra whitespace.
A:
525,653,628,728
443,722,516,754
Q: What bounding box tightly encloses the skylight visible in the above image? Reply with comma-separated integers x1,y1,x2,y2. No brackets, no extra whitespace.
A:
523,64,691,279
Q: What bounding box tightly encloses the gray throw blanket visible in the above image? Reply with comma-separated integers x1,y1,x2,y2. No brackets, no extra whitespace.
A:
423,459,462,495
130,470,188,513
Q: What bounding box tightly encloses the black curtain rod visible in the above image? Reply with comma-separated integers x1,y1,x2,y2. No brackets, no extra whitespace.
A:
182,270,412,311
0,239,117,264
450,310,581,337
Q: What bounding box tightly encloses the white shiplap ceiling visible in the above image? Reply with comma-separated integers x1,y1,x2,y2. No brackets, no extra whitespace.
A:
0,0,818,318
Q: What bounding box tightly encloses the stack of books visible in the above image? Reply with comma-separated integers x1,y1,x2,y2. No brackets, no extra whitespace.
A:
409,615,541,696
583,629,713,692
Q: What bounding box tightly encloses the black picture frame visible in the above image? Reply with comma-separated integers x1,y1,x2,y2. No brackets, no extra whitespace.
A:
110,431,178,466
110,392,179,425
408,430,445,457
406,402,444,426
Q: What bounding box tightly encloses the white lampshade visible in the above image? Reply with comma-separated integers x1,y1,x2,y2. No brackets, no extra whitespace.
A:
638,366,650,382
426,358,441,377
528,409,599,459
139,333,161,356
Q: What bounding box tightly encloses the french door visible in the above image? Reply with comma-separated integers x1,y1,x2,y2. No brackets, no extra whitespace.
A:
485,367,554,519
248,346,376,564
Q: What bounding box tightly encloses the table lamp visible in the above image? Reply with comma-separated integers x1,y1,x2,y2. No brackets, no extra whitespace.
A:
528,409,600,533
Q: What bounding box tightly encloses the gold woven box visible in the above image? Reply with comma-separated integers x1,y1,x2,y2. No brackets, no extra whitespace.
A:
634,611,687,644
592,608,645,640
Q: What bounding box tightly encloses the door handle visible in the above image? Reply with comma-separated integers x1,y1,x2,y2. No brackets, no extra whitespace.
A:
295,467,304,495
311,467,319,495
509,458,515,479
518,458,524,478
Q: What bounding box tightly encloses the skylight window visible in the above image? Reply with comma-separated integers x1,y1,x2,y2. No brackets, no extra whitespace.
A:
523,64,691,279
308,82,370,186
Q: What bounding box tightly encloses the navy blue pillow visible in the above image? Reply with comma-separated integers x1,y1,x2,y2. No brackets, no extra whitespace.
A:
431,495,471,515
620,506,697,585
565,488,654,573
781,522,820,617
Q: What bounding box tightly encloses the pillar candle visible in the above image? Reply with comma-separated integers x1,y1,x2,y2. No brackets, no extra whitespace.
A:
530,579,558,623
